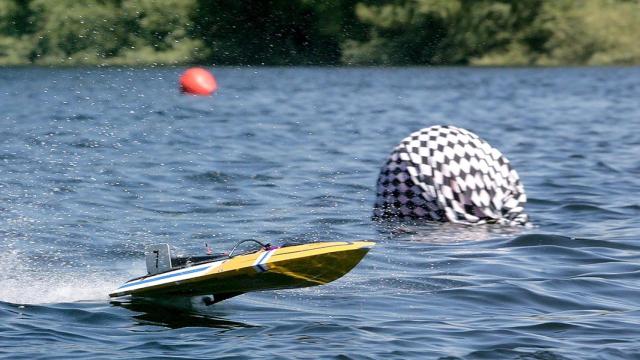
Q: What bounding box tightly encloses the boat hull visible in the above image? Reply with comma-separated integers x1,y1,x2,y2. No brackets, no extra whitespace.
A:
109,241,374,298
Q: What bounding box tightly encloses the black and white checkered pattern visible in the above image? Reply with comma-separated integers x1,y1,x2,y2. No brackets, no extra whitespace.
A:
374,125,528,225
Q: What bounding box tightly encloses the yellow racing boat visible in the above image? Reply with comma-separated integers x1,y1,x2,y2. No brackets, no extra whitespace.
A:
109,240,374,304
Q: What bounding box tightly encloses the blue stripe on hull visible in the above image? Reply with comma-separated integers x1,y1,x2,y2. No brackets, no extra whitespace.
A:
119,266,210,289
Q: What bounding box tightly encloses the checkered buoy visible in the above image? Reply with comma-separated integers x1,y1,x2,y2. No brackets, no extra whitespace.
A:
374,125,528,225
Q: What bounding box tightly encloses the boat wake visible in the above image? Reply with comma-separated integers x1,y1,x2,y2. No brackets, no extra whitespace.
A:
0,249,124,304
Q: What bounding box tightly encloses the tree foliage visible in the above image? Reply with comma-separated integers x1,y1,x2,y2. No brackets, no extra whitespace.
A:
0,0,638,66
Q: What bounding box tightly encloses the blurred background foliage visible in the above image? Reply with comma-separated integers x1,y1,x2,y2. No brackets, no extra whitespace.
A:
0,0,638,66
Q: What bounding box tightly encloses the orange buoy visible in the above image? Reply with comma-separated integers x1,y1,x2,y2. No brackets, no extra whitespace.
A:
179,67,218,95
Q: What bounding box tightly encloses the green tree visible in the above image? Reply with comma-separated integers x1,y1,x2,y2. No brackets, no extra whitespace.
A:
118,0,204,65
1,0,640,66
537,0,640,65
0,0,34,64
0,0,203,65
193,0,361,65
27,0,132,64
342,0,547,65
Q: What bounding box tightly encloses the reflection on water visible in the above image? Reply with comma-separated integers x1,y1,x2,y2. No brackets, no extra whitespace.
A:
111,297,255,329
374,220,528,242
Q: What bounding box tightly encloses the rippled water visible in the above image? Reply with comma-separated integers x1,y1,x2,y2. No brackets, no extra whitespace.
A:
1,67,639,359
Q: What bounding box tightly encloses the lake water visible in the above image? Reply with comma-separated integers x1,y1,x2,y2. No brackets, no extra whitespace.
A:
1,67,639,359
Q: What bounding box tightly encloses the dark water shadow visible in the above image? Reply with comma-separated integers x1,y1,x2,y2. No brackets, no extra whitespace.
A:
499,233,640,250
110,296,256,330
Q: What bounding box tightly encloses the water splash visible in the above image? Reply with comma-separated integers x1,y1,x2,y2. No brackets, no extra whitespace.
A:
0,249,123,304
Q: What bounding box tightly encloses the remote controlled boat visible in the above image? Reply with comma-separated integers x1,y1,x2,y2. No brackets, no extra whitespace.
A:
109,240,374,304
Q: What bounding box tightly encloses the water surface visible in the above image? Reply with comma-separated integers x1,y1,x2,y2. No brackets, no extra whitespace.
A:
1,67,639,359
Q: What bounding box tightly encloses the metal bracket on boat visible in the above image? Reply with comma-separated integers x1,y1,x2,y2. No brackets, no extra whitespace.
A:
202,292,244,306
